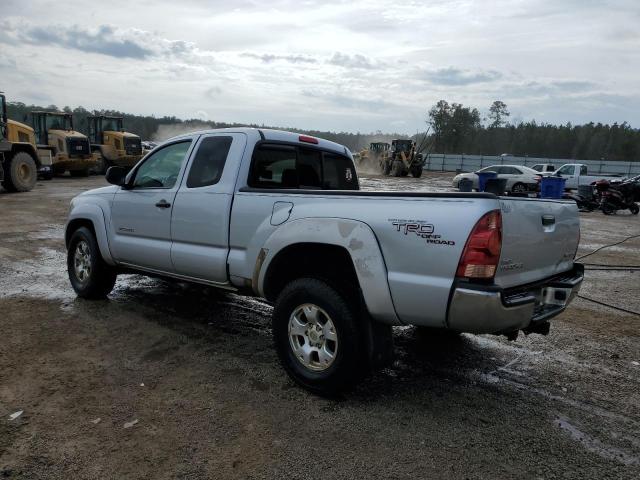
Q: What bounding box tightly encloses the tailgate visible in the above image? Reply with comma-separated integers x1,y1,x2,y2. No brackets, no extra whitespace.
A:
494,198,579,288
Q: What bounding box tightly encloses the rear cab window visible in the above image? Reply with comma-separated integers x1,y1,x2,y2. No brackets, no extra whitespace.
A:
249,143,358,190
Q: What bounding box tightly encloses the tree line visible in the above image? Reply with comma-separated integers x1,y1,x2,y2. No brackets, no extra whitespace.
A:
425,100,640,161
7,99,640,161
6,101,402,152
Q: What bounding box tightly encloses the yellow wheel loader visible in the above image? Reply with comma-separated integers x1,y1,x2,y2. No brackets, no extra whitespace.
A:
354,142,389,168
0,93,53,192
31,111,97,177
87,115,143,174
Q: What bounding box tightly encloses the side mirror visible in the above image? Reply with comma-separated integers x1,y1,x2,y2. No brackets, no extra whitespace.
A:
106,166,128,187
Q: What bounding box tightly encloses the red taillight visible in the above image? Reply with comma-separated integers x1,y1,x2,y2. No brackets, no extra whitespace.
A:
299,135,318,144
534,175,542,183
456,210,502,279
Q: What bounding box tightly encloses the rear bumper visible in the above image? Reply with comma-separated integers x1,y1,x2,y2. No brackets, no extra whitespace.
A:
447,264,583,334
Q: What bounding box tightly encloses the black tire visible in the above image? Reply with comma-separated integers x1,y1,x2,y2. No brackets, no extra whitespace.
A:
511,182,527,193
70,168,90,178
273,278,384,395
2,152,37,192
382,160,392,175
410,165,423,178
91,151,108,175
390,160,403,177
601,202,616,215
630,204,639,215
67,227,117,299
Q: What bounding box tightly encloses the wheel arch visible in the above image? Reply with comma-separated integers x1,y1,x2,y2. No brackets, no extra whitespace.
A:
66,206,115,266
258,218,401,325
10,143,41,167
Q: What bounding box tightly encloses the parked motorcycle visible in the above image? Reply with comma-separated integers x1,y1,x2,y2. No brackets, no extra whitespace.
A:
599,177,640,215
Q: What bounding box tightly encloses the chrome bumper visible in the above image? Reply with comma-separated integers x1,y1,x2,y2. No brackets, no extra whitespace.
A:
447,264,584,334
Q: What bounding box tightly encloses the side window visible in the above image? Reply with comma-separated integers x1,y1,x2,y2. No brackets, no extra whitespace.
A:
249,145,297,188
511,167,523,175
558,165,575,175
323,153,358,190
186,136,232,188
547,165,556,172
580,165,588,175
132,141,191,189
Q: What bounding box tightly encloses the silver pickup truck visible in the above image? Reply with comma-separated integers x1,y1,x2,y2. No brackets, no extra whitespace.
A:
65,128,584,394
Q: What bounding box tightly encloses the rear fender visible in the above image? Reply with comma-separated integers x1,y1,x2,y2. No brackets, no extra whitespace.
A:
66,203,115,266
258,218,401,325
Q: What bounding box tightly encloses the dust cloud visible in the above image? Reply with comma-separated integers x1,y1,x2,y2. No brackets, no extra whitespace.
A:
151,122,213,142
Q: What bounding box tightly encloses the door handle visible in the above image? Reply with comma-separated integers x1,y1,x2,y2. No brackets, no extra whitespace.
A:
155,199,171,208
542,215,555,226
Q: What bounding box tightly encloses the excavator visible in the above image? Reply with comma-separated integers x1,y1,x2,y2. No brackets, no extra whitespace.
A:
0,92,52,192
31,111,97,177
87,115,143,174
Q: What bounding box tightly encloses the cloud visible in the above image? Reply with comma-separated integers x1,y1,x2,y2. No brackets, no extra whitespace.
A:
425,67,503,86
327,52,377,70
241,53,317,64
20,24,153,59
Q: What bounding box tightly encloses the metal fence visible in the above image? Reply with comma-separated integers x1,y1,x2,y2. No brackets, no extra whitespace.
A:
424,154,640,176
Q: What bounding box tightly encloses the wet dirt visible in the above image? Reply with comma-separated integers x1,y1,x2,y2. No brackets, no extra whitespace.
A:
1,175,639,479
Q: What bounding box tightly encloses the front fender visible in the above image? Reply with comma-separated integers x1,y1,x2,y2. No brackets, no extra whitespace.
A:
66,202,115,266
258,217,401,325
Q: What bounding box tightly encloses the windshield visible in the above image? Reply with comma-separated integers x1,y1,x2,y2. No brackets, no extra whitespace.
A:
394,141,412,152
103,117,123,131
46,114,72,131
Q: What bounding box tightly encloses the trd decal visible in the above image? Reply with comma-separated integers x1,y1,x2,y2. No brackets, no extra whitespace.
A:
389,219,455,246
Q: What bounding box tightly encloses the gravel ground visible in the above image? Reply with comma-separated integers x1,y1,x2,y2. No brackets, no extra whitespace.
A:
0,174,639,479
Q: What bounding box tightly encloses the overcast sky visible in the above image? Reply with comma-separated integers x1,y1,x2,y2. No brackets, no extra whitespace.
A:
1,0,639,133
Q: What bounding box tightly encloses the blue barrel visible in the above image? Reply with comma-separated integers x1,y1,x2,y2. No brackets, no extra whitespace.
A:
477,171,498,192
540,176,567,198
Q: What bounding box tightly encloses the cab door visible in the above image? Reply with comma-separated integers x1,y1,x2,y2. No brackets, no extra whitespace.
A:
109,139,194,272
170,133,247,283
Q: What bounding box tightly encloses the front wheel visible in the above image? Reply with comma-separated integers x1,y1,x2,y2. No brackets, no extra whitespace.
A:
410,164,423,178
3,152,37,192
273,278,379,395
630,204,639,215
67,227,117,299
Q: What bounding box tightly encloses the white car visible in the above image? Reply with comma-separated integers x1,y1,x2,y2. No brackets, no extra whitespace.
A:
453,165,540,193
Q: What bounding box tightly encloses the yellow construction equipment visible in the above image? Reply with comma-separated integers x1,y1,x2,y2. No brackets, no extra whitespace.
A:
0,93,53,192
379,139,423,178
87,115,144,174
31,111,97,177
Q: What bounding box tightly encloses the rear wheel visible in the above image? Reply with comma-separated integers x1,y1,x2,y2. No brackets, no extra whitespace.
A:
511,182,527,193
2,152,37,192
273,278,389,395
602,202,616,215
382,160,391,175
67,227,117,299
630,204,639,215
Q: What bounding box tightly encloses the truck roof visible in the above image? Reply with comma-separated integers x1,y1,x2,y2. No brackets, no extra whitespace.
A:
167,127,350,155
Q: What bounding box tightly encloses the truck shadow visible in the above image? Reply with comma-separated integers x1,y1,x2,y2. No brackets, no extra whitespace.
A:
107,275,506,398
